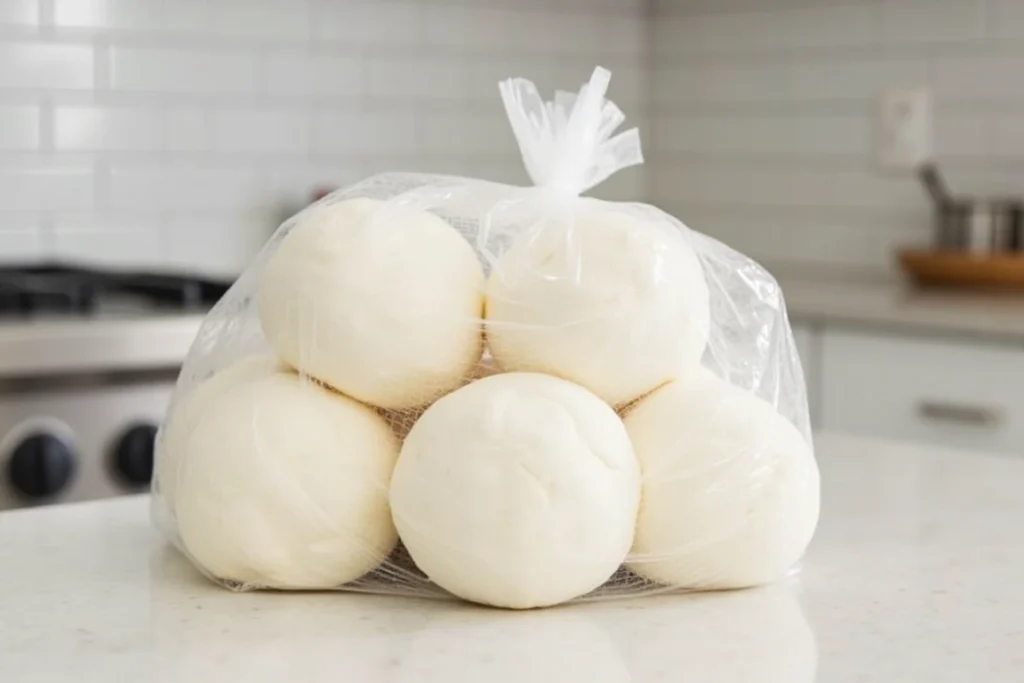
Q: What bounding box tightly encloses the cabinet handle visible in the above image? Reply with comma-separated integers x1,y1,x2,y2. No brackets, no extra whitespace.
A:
917,400,1003,427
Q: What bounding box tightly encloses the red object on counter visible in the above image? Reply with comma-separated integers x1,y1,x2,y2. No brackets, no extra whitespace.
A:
311,187,335,202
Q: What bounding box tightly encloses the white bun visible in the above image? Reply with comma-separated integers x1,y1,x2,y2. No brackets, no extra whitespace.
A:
485,204,709,406
259,197,484,410
390,372,640,609
157,354,286,513
623,368,819,589
175,372,399,589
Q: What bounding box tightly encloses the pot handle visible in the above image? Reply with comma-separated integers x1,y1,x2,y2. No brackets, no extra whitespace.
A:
918,163,950,207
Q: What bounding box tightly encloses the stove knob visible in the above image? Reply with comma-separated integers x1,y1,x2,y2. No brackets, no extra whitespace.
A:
7,433,76,499
112,423,157,487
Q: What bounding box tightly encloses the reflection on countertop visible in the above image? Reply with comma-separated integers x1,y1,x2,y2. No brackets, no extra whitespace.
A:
3,433,1024,681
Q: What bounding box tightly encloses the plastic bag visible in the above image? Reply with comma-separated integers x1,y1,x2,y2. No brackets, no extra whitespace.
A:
152,67,819,609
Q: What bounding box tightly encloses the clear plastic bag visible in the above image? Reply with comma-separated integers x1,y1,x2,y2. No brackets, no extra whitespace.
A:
152,67,819,609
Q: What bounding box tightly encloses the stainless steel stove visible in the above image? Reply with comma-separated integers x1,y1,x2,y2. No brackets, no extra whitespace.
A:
0,266,230,510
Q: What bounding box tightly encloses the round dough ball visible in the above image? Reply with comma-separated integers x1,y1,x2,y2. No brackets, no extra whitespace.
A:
390,372,640,609
485,204,709,406
623,368,820,589
175,372,400,589
157,354,286,513
259,197,485,410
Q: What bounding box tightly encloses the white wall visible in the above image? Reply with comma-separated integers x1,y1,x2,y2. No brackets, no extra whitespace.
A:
0,0,647,277
650,0,1024,279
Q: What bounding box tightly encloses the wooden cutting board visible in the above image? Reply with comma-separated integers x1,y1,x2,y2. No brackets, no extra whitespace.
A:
900,250,1024,290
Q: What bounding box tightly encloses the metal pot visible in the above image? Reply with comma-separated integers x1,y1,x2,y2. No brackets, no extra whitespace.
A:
918,164,1023,253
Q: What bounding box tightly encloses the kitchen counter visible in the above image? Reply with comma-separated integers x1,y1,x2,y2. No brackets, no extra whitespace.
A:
1,432,1022,682
781,276,1024,344
4,277,1023,381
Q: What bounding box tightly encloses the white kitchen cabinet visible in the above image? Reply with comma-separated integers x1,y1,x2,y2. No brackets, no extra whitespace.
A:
820,330,1024,457
791,323,819,427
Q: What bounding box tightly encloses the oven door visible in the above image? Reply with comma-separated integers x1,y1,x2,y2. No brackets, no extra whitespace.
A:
0,372,175,510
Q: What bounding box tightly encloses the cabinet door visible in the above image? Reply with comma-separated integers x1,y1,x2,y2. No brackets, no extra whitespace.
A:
820,330,1024,456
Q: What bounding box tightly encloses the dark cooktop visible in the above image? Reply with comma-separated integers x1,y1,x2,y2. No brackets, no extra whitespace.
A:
0,264,233,317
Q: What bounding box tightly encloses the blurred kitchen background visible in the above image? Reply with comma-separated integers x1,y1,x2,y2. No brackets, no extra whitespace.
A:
4,0,1024,511
0,0,646,275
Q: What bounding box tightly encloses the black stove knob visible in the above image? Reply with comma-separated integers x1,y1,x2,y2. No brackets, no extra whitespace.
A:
112,423,157,487
7,433,76,499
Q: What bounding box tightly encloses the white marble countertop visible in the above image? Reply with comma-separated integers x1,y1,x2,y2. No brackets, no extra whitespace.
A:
780,276,1024,344
1,432,1022,682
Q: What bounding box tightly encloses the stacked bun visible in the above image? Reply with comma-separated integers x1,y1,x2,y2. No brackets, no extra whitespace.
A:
161,196,818,606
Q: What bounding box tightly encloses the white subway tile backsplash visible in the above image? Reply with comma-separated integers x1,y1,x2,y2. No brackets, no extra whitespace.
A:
473,59,557,99
208,0,311,41
54,0,162,31
423,6,511,51
934,114,987,158
878,0,984,44
163,216,275,277
0,105,39,149
652,164,923,210
653,63,782,104
60,0,309,40
50,217,165,269
264,53,362,98
470,58,642,111
212,109,308,154
789,59,929,102
987,114,1024,158
109,165,260,211
678,208,930,271
54,105,162,151
311,1,421,47
515,12,598,55
0,167,94,211
433,0,638,11
419,113,516,155
164,107,210,151
0,43,93,89
652,0,868,16
656,58,930,106
592,14,647,56
0,0,37,25
657,3,875,55
260,161,365,204
652,115,868,156
110,46,260,94
0,0,648,274
590,166,645,201
367,56,472,100
648,0,1024,275
154,0,209,36
424,7,639,56
571,0,649,13
986,0,1024,41
651,17,691,57
942,167,1024,196
0,226,42,263
603,61,647,110
312,110,417,154
933,55,1024,100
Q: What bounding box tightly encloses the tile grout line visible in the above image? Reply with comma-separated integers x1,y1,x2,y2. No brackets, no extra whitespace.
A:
37,0,53,36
